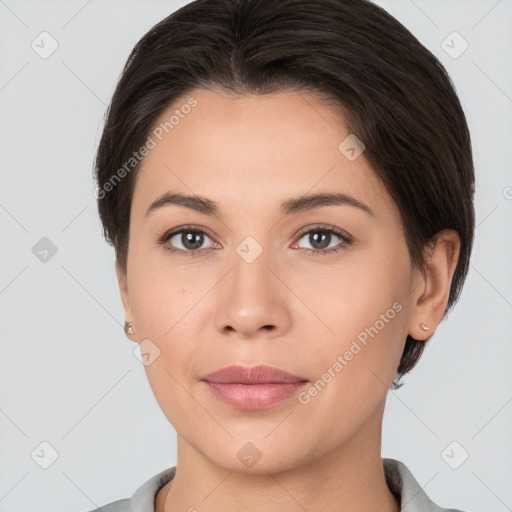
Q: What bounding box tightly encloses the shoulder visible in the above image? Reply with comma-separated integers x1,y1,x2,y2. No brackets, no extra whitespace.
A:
84,498,131,512
383,458,470,512
82,466,176,512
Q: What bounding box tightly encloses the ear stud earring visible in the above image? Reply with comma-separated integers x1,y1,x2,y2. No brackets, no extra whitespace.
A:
124,321,134,336
419,323,430,331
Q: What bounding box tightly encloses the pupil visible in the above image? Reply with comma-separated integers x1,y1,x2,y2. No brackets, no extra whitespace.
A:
311,231,330,249
183,231,203,250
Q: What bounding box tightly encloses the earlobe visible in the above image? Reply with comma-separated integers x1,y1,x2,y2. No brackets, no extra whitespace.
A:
408,229,460,340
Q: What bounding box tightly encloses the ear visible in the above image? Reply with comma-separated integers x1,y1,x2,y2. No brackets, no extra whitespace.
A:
115,258,133,321
408,229,461,341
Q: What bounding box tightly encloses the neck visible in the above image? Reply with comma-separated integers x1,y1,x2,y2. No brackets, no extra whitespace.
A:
158,402,400,512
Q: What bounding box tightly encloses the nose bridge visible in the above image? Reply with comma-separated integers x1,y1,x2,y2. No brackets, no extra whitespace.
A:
214,232,291,337
230,234,275,308
232,236,271,295
227,218,274,289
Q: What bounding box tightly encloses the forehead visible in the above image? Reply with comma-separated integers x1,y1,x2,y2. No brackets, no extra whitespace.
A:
131,88,394,221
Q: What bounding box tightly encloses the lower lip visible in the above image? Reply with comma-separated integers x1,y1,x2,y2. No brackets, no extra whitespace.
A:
204,381,308,409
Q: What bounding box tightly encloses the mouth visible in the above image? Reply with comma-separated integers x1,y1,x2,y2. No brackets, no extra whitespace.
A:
201,365,309,410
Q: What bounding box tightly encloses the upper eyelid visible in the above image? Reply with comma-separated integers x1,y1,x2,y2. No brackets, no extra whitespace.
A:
160,225,215,241
296,224,349,237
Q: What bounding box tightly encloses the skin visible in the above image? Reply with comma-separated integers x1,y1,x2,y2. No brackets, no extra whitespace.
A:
115,88,460,512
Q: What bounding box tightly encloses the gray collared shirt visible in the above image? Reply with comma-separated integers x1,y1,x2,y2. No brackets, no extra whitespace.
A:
86,458,467,512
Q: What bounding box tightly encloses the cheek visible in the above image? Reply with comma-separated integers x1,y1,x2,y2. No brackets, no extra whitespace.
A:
297,247,411,391
310,296,406,398
127,246,191,337
295,294,407,439
296,250,409,340
136,319,200,431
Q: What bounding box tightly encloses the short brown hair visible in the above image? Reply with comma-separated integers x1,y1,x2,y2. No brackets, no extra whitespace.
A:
94,0,475,388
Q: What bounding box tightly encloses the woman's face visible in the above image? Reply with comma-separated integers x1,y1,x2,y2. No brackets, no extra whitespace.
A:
117,88,424,473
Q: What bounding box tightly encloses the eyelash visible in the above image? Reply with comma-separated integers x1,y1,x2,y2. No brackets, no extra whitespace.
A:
157,224,353,258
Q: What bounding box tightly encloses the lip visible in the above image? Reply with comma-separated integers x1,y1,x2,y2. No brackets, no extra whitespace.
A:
202,364,307,384
201,365,309,410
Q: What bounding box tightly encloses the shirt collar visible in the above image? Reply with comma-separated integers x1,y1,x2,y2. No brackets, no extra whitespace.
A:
383,457,460,511
129,458,458,512
131,466,175,512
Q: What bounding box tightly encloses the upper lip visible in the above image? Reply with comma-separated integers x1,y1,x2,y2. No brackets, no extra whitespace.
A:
202,365,308,384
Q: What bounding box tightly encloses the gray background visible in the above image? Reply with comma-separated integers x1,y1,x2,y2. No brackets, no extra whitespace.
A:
1,0,511,511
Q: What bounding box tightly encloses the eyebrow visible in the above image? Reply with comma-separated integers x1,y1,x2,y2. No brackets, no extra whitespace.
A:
144,191,374,218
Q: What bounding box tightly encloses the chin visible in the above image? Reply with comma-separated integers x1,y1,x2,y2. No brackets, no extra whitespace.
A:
198,434,312,476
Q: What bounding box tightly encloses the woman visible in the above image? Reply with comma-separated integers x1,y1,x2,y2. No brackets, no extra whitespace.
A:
91,0,474,510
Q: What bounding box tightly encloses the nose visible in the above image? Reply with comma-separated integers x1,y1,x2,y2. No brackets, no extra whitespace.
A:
214,247,292,340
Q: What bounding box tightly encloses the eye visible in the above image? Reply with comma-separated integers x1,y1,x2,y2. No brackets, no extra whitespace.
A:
291,225,352,256
158,224,352,258
158,226,220,257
